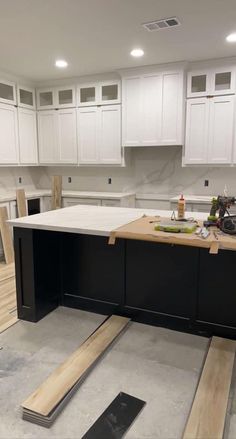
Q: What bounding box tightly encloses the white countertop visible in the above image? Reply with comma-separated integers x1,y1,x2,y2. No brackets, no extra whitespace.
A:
170,195,215,204
8,205,207,237
0,190,135,203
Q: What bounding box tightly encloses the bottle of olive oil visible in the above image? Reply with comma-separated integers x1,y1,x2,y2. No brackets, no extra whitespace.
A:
178,194,185,220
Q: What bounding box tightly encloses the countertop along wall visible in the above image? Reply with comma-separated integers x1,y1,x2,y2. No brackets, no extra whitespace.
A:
1,147,236,201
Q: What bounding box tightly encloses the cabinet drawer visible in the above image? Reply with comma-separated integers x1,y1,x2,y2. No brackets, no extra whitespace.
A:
101,199,120,207
63,197,102,207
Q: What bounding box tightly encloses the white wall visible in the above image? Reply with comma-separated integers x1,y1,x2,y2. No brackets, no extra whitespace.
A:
34,146,236,197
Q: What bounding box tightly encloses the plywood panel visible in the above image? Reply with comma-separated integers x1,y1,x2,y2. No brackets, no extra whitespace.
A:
0,206,14,264
51,175,62,210
16,188,27,217
183,336,236,439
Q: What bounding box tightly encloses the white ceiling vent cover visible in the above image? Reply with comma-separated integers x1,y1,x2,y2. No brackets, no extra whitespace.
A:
143,17,181,32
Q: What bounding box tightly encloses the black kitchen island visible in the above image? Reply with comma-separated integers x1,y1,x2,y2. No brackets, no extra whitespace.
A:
9,205,236,339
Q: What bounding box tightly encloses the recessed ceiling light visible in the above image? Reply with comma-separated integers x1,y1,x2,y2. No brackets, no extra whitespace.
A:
226,33,236,42
130,48,144,57
55,59,68,68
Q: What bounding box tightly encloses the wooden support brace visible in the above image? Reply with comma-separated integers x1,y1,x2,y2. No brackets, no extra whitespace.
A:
51,175,62,210
0,207,14,265
209,241,219,254
108,232,116,245
16,189,27,217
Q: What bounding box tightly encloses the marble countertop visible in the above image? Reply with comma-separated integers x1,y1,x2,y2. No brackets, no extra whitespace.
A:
170,195,215,204
0,190,135,203
8,205,207,237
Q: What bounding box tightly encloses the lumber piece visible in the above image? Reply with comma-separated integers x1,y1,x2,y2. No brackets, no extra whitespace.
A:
0,315,18,334
16,189,27,217
51,175,62,210
22,315,130,417
183,336,236,439
0,207,14,264
0,262,15,282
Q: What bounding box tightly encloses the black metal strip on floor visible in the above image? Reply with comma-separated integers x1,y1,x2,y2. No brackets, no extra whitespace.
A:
82,392,146,439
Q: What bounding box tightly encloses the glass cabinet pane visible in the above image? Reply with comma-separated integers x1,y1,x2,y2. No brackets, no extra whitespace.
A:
191,75,207,93
215,72,231,91
0,83,14,101
80,87,96,103
20,89,33,106
39,91,53,106
58,89,73,105
102,84,118,101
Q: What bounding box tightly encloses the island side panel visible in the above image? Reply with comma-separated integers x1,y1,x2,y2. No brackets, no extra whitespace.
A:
14,228,61,322
125,240,199,329
61,233,125,315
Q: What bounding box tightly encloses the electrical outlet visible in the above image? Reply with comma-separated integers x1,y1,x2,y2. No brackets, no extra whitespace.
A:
108,177,112,184
18,177,22,184
204,179,209,187
68,177,72,183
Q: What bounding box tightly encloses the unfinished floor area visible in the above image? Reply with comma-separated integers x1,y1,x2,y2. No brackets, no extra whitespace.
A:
0,307,236,439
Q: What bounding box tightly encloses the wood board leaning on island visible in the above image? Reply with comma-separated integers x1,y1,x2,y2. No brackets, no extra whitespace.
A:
108,215,236,254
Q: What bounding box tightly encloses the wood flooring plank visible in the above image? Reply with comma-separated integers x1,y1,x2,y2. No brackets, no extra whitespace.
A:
0,315,18,334
22,315,130,416
0,207,14,264
183,336,236,439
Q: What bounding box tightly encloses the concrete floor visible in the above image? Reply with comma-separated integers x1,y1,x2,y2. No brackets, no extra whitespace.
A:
0,306,234,439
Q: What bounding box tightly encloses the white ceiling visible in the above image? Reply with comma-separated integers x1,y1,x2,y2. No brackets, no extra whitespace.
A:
1,0,236,81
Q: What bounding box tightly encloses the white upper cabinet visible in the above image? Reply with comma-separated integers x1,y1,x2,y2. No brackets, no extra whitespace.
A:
77,107,98,163
37,86,76,109
77,105,122,165
184,96,235,165
17,85,35,109
0,80,16,105
18,108,38,164
77,81,120,107
187,66,236,97
122,67,184,147
38,109,77,164
0,103,19,164
99,105,121,164
57,109,77,163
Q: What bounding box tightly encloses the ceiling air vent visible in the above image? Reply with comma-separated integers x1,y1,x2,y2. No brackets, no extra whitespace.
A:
143,17,180,32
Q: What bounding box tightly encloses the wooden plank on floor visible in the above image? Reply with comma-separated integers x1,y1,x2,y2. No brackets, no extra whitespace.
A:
16,189,27,217
0,313,18,334
22,315,130,416
0,207,14,264
51,175,62,210
183,336,236,439
0,262,15,282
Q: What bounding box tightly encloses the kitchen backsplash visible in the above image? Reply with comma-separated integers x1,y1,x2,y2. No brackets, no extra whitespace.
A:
1,147,236,196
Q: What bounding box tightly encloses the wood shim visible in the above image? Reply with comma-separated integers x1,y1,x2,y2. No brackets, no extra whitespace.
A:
183,336,236,439
51,175,62,210
22,315,130,417
0,207,14,264
16,189,27,217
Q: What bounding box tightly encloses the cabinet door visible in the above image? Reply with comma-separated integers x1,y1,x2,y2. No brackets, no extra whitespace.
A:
17,85,35,109
57,109,77,164
211,68,235,96
100,81,120,105
122,76,141,146
77,84,98,107
161,72,183,144
37,88,55,109
18,108,38,164
187,71,210,98
0,80,16,105
99,105,121,164
38,111,58,163
56,86,76,108
0,103,19,164
77,107,98,164
184,98,209,164
141,74,162,146
208,96,234,164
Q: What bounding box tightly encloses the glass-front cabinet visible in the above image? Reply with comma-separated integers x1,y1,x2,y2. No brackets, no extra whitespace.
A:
17,85,35,109
78,81,120,106
187,67,236,97
37,88,55,109
0,80,16,105
37,86,76,109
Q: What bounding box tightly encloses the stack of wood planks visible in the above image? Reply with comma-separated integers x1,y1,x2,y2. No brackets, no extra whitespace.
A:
22,315,130,427
0,262,18,333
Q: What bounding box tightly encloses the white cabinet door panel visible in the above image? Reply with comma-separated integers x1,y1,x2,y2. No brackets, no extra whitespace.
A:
185,98,209,164
18,108,38,164
141,74,162,146
122,76,141,146
99,105,121,164
0,104,18,164
38,111,58,163
57,109,77,164
162,73,182,144
208,96,234,164
77,107,98,164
